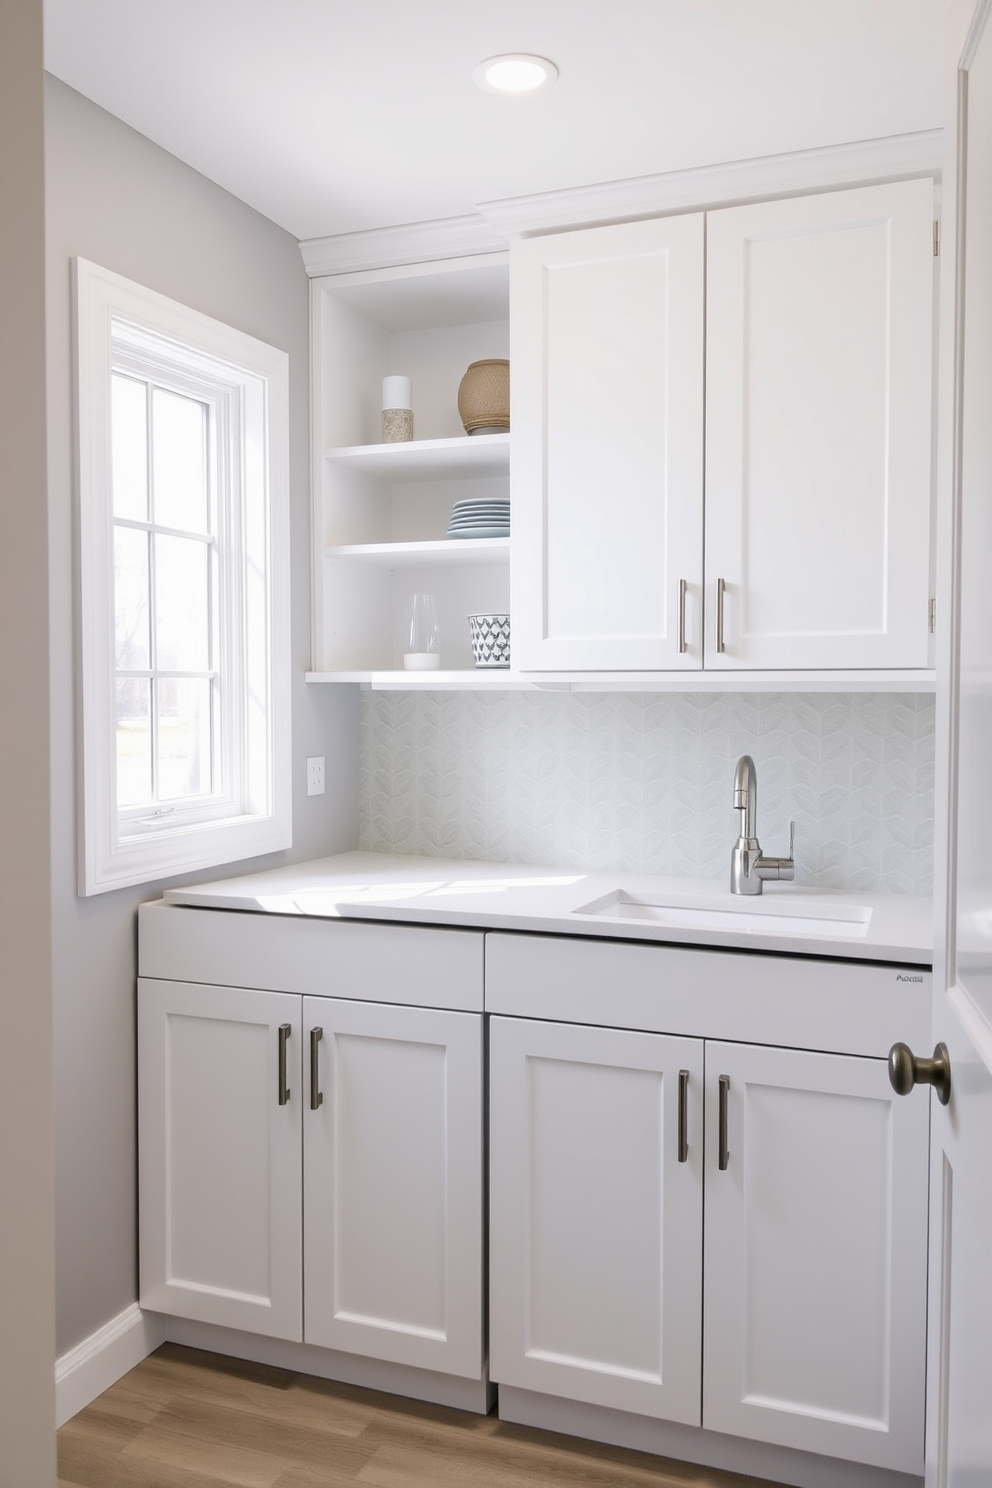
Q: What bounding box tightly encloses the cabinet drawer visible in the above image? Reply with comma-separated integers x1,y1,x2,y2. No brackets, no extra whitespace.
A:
139,902,484,1012
485,931,931,1056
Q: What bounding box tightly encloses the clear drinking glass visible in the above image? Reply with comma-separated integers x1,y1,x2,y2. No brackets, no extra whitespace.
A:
404,592,441,670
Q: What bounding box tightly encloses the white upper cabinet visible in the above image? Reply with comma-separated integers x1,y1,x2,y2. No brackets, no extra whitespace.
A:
704,179,935,670
308,176,936,685
509,179,934,677
511,215,705,671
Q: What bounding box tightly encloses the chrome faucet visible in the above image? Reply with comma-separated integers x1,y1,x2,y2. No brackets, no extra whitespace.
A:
730,755,795,895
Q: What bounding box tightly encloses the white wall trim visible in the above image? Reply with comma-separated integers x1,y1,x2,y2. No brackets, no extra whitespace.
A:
55,1303,166,1427
73,257,293,894
477,130,944,237
299,214,507,277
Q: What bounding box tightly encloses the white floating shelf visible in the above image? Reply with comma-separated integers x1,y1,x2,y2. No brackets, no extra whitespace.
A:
325,537,510,568
306,669,528,690
324,432,510,480
307,668,937,693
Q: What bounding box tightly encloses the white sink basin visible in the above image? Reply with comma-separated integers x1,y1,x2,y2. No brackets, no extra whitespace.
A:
573,890,872,939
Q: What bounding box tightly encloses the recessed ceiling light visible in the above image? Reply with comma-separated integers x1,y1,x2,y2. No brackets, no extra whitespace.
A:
473,54,559,95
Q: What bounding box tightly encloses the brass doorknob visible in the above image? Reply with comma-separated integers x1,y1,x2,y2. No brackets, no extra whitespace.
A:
888,1041,951,1106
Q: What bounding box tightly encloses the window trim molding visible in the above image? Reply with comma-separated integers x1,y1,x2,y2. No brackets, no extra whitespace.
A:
74,258,292,896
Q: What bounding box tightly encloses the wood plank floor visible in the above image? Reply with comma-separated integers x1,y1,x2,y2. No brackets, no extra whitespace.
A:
57,1345,780,1488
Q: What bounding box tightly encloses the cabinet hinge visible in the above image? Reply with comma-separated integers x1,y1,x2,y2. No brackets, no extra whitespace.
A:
934,220,941,257
929,598,936,633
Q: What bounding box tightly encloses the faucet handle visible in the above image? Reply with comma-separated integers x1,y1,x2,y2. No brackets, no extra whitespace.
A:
775,820,796,883
753,820,796,886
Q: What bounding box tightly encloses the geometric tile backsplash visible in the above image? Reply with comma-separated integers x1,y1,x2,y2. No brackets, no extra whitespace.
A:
359,691,935,895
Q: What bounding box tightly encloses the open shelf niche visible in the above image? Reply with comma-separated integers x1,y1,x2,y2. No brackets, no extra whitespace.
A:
311,253,511,678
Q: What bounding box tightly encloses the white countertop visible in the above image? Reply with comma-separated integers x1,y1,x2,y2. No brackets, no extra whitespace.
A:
164,852,933,965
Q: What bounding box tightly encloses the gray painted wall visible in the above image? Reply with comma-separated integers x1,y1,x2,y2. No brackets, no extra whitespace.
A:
45,75,360,1357
1,5,57,1482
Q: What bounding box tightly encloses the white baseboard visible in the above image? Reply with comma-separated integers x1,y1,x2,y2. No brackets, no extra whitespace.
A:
55,1304,167,1427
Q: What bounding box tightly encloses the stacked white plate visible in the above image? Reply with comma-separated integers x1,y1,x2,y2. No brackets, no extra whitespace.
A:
447,497,510,539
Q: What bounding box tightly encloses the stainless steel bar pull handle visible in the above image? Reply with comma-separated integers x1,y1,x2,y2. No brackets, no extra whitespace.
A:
277,1023,291,1106
889,1041,951,1106
718,1074,730,1170
310,1027,324,1111
716,578,726,654
678,1069,689,1162
678,579,688,654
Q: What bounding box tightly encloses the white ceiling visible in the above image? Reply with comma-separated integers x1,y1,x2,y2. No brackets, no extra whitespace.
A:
44,0,948,243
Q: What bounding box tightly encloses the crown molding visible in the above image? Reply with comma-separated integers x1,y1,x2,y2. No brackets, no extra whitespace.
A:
298,130,944,277
299,213,507,278
477,129,944,237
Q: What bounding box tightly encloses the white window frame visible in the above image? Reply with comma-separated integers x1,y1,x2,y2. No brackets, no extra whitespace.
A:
74,258,292,895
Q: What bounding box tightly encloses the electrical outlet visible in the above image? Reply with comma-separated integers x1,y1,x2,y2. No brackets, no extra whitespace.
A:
306,756,325,796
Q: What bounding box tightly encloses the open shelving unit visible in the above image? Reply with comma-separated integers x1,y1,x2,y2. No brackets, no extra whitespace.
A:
310,254,512,680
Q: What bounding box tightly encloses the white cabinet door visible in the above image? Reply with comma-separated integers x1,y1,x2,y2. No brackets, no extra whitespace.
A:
489,1015,704,1423
138,978,303,1340
511,215,704,671
303,998,484,1379
703,1041,929,1473
705,179,934,670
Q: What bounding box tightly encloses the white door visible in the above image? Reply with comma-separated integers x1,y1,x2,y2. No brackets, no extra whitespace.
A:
705,179,934,670
703,1041,929,1474
303,997,484,1379
489,1015,704,1424
138,979,303,1340
511,214,704,671
926,3,992,1483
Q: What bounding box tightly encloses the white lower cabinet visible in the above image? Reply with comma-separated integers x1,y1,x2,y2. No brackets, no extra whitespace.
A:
139,908,931,1477
138,932,485,1382
489,1016,704,1423
138,978,304,1340
702,1041,929,1475
302,996,484,1375
487,962,930,1474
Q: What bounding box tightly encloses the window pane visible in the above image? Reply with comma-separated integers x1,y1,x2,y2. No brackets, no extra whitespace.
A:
152,387,208,532
155,534,210,671
114,525,150,669
156,677,211,800
116,677,151,807
111,374,148,521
